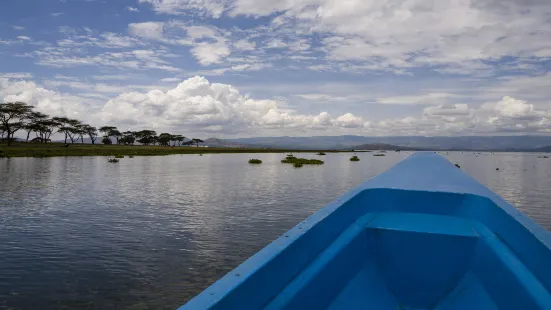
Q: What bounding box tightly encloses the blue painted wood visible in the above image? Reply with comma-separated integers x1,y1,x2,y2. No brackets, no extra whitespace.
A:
178,152,551,310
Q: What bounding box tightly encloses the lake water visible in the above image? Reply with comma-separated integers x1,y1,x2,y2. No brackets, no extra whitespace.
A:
1,152,550,309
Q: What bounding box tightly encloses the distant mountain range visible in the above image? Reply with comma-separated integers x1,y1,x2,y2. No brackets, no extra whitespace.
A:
211,135,551,151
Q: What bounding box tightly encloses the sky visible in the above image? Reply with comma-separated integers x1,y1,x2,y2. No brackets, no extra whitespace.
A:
1,0,551,138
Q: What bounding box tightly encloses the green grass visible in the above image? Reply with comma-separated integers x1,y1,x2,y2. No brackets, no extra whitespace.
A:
248,159,262,164
114,154,125,159
293,162,303,168
281,157,324,165
0,142,348,158
350,156,360,161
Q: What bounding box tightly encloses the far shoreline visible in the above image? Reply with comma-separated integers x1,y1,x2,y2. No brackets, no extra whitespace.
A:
0,142,361,158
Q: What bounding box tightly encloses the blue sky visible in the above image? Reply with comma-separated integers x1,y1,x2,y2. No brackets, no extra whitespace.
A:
1,0,551,137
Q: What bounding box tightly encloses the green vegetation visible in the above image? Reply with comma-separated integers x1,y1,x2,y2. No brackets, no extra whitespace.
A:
128,155,134,158
373,153,386,157
108,158,119,163
350,156,360,161
293,162,303,168
317,152,326,155
0,142,346,158
248,159,262,164
281,156,324,165
114,154,125,159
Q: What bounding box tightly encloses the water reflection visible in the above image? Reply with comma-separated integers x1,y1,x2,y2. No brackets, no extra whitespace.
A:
0,152,549,309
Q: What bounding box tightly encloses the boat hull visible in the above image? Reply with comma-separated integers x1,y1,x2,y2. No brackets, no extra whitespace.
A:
178,153,551,310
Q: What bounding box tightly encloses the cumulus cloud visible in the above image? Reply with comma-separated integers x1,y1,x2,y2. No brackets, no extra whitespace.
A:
0,78,100,122
3,76,550,136
99,76,355,132
334,113,365,128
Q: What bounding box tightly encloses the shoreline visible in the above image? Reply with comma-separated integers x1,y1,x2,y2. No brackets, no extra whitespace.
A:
0,143,352,158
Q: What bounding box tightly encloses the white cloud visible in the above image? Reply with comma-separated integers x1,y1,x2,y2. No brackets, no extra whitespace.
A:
190,41,231,65
16,36,31,41
138,0,226,18
0,73,33,79
233,39,256,51
493,96,538,119
376,93,462,105
2,76,551,135
98,76,371,133
334,113,365,128
128,22,165,40
160,77,182,82
136,0,551,75
0,78,100,122
51,12,63,17
32,48,180,72
127,6,140,12
12,25,25,30
265,39,287,49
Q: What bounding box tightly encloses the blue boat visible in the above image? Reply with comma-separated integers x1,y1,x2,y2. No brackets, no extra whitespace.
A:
179,153,551,310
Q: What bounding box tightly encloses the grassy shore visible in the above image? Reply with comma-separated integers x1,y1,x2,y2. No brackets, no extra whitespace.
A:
0,142,346,158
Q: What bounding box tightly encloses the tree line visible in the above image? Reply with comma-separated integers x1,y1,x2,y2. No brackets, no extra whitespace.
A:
0,102,204,147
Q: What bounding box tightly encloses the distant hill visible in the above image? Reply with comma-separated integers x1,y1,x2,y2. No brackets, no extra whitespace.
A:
203,138,261,148
351,143,421,151
226,135,551,151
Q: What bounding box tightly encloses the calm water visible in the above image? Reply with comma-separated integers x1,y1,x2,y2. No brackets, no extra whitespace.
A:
1,152,550,309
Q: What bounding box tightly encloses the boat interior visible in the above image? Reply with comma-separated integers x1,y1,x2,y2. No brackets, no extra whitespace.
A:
207,189,551,310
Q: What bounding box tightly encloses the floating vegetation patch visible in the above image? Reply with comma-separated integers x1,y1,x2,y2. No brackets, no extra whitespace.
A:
317,152,326,155
538,155,549,158
248,159,262,164
373,154,386,157
108,158,119,163
293,162,303,168
350,156,360,161
281,157,324,165
128,155,134,158
455,164,461,168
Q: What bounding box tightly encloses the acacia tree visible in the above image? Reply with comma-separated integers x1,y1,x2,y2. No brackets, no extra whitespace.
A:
52,117,71,143
174,135,185,146
192,138,204,147
135,130,157,146
63,119,82,143
83,125,98,144
158,133,172,146
23,111,49,142
0,102,33,145
35,119,61,143
121,131,136,145
111,129,122,144
99,126,117,145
